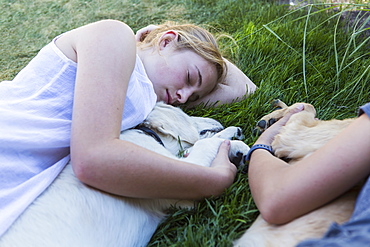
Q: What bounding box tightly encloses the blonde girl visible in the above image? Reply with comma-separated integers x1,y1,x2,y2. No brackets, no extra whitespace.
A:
0,19,255,237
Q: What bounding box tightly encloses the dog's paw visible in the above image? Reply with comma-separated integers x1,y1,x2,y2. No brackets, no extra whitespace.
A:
253,99,288,136
229,140,250,168
213,127,244,140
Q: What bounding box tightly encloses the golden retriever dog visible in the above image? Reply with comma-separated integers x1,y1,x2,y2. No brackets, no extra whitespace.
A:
234,100,359,247
1,102,250,247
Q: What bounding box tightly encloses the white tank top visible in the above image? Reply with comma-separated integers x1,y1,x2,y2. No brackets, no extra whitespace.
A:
0,37,157,236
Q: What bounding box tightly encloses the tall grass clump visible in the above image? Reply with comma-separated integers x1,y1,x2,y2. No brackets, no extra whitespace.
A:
1,0,369,246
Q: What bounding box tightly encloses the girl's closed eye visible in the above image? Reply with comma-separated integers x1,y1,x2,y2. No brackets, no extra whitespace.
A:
187,70,191,86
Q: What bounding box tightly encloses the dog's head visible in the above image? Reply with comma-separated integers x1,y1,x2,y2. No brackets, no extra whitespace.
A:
141,102,224,146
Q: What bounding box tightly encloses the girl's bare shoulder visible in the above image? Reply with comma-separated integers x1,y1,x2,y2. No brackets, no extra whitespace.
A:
55,20,135,63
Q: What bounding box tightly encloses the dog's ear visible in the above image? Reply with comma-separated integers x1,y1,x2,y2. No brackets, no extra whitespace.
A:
143,103,199,144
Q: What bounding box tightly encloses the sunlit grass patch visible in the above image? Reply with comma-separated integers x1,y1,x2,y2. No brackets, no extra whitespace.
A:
1,0,368,245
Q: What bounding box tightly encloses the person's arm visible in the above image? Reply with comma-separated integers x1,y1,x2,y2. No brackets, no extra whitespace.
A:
249,107,370,225
61,20,236,200
187,59,256,107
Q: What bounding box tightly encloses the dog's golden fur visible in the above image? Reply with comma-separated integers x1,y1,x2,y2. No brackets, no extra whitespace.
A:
234,100,360,247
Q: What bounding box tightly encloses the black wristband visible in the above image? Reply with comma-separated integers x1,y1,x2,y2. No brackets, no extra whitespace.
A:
246,144,274,161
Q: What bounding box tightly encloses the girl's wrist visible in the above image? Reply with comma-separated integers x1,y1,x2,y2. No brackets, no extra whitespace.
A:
246,144,274,161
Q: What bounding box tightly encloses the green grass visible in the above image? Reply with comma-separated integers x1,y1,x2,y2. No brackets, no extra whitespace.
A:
1,0,369,246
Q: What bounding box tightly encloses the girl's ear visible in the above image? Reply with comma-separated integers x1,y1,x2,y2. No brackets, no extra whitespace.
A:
159,31,179,50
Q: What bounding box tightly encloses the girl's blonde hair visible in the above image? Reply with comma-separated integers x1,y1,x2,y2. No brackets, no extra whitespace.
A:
138,22,226,84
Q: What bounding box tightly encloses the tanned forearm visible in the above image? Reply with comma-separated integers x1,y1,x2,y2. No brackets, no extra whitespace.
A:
72,139,235,200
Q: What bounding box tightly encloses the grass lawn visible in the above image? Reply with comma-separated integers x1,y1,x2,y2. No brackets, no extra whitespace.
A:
1,0,369,246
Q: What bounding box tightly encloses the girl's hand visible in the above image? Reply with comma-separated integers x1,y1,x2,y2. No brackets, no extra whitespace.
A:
256,104,304,146
210,140,237,195
135,25,159,42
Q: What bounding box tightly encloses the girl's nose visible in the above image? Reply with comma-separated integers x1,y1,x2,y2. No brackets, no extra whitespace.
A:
176,88,192,104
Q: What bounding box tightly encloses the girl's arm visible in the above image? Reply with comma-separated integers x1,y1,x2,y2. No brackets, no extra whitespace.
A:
249,108,370,224
60,20,236,200
187,59,256,107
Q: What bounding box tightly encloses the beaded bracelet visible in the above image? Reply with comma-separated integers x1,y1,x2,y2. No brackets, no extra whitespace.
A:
246,144,274,161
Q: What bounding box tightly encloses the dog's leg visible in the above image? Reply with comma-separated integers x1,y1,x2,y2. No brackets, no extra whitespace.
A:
272,106,353,161
184,138,225,166
184,138,249,168
212,126,244,140
254,100,316,135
